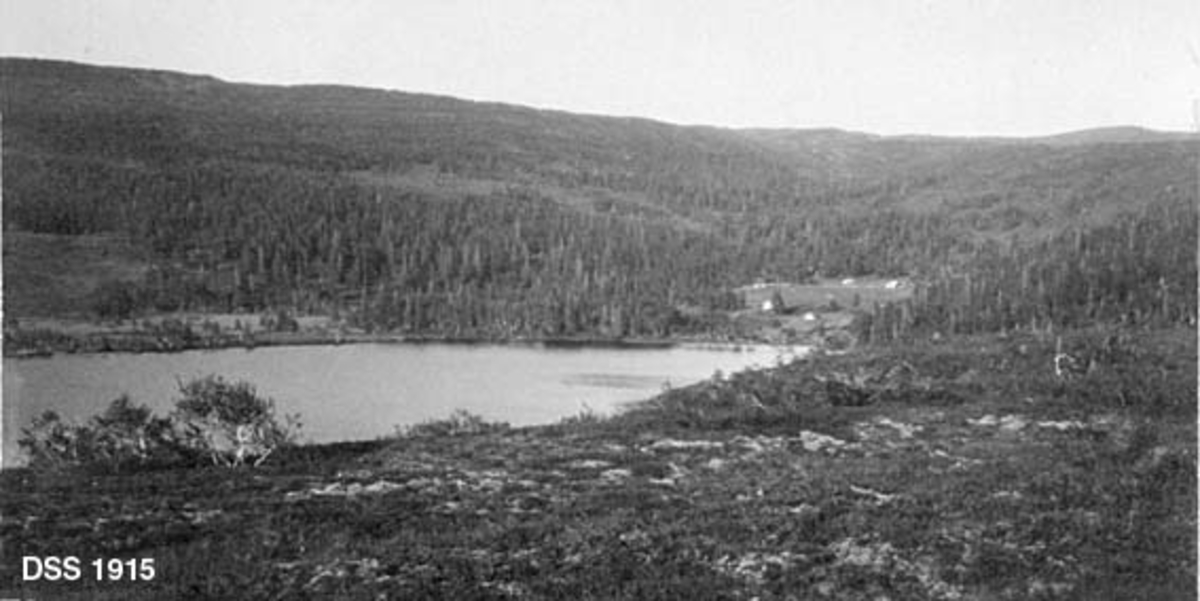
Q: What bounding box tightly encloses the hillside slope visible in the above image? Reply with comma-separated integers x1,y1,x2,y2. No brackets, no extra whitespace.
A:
2,58,1196,341
4,58,1194,229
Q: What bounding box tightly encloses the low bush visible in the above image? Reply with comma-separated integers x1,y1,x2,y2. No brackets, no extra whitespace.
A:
17,376,301,472
402,409,509,438
19,410,88,470
172,375,302,467
19,396,180,472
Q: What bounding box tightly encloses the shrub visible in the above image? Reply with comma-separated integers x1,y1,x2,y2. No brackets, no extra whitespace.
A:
17,376,302,472
552,405,607,431
88,395,180,469
171,375,301,467
18,410,84,470
18,396,179,472
402,409,509,438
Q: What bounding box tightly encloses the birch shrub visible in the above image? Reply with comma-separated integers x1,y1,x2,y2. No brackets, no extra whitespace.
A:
19,396,179,472
172,375,302,467
17,376,301,471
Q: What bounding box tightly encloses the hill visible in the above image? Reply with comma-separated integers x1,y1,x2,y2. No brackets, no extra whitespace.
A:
4,58,1194,231
1,58,1196,341
1035,125,1199,146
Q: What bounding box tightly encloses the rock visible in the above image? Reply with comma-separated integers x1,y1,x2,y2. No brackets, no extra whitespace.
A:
831,537,896,569
303,480,405,498
731,435,766,454
567,459,612,469
647,439,724,452
998,415,1027,432
967,414,1027,431
797,430,849,453
405,476,439,491
788,503,819,517
601,468,632,482
875,417,922,439
849,484,899,504
1037,420,1085,431
361,481,403,495
967,414,999,427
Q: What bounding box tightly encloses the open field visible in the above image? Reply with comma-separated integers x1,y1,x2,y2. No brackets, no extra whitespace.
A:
726,279,914,345
2,231,152,319
2,326,1193,599
736,278,915,313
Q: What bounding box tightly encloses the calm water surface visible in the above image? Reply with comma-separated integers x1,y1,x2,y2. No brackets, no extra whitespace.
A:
3,343,804,467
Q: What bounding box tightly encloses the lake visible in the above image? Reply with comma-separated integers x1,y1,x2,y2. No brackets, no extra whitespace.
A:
2,342,805,467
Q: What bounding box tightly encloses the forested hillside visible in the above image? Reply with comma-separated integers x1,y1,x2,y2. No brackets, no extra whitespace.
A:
2,58,1196,340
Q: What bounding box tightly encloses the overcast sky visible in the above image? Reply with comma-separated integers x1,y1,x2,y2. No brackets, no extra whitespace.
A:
2,0,1197,136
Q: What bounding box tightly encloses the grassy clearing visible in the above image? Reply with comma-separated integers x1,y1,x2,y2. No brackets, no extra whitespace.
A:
1,326,1194,599
728,279,912,344
736,279,914,313
2,231,153,319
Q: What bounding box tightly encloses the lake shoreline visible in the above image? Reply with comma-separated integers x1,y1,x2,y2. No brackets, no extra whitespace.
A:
3,318,839,359
4,335,803,470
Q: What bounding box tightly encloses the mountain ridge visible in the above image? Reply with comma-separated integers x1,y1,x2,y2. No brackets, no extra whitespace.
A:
3,57,1193,144
5,56,1194,236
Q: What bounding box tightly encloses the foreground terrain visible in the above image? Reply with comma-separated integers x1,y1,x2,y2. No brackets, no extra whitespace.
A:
1,327,1195,599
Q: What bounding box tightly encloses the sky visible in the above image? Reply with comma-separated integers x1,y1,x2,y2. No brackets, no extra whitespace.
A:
1,0,1197,136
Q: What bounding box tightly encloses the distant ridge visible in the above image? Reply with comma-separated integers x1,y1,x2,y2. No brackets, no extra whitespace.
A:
1033,126,1199,146
2,57,1193,141
1,55,1196,236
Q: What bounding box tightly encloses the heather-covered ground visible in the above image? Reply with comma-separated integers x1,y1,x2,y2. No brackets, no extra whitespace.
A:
2,327,1194,599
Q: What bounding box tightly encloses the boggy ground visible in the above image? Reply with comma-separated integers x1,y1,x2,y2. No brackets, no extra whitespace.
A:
1,327,1195,600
